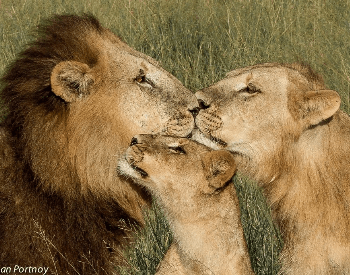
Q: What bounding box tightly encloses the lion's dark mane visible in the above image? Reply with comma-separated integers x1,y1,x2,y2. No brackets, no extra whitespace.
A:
2,14,102,147
0,15,138,274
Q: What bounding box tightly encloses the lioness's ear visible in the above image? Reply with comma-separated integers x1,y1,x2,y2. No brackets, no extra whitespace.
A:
51,61,94,102
294,90,340,127
201,150,236,191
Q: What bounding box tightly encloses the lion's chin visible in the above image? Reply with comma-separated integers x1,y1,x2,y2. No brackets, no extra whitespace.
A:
117,158,148,179
131,165,148,178
191,128,227,149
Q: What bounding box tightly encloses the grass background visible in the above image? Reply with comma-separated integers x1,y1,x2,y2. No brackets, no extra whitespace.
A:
1,0,350,274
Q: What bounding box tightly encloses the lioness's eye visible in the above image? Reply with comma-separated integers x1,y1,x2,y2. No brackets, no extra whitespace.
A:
238,83,261,94
168,146,186,154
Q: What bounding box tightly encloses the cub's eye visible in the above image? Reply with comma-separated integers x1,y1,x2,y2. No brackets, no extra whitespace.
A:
238,83,261,94
168,146,186,154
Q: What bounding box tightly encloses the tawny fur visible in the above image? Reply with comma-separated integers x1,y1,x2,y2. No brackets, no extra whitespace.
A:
193,63,350,274
0,15,197,274
119,135,254,275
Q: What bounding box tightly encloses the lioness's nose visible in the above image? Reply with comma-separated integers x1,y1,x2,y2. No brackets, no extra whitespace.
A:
198,99,210,110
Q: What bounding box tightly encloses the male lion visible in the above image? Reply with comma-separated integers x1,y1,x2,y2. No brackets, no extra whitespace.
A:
118,135,254,275
0,15,198,274
193,63,350,274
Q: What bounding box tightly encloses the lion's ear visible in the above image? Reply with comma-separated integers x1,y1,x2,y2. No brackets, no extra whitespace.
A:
201,150,236,192
294,90,341,127
51,61,94,103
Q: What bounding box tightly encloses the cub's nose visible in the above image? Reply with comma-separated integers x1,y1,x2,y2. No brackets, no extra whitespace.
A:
130,134,155,146
130,137,139,146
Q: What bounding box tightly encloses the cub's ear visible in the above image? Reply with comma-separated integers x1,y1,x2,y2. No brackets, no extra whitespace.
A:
51,61,94,103
293,90,341,127
201,150,236,191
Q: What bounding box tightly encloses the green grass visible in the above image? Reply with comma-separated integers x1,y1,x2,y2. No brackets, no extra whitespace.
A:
116,203,173,275
1,0,350,274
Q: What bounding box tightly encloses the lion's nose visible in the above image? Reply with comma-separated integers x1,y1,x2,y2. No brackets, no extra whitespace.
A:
189,107,200,118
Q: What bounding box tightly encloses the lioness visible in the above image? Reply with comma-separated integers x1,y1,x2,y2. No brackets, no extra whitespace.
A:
118,135,254,275
193,63,350,274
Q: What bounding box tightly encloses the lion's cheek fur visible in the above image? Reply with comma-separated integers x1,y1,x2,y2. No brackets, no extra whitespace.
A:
66,109,150,221
222,119,297,184
23,112,77,195
115,86,195,138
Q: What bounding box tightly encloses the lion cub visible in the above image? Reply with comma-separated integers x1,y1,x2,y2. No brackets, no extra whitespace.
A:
119,134,254,275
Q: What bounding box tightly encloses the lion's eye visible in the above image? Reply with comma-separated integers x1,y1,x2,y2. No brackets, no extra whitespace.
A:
135,75,146,83
134,69,155,88
238,83,261,94
168,146,186,154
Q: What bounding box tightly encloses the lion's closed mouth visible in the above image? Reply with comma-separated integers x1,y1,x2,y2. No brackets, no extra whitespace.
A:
192,128,227,150
210,135,227,147
202,130,227,147
131,164,148,178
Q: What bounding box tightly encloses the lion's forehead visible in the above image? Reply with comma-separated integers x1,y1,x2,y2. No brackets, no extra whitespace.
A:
102,37,159,64
99,41,158,75
102,47,184,94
